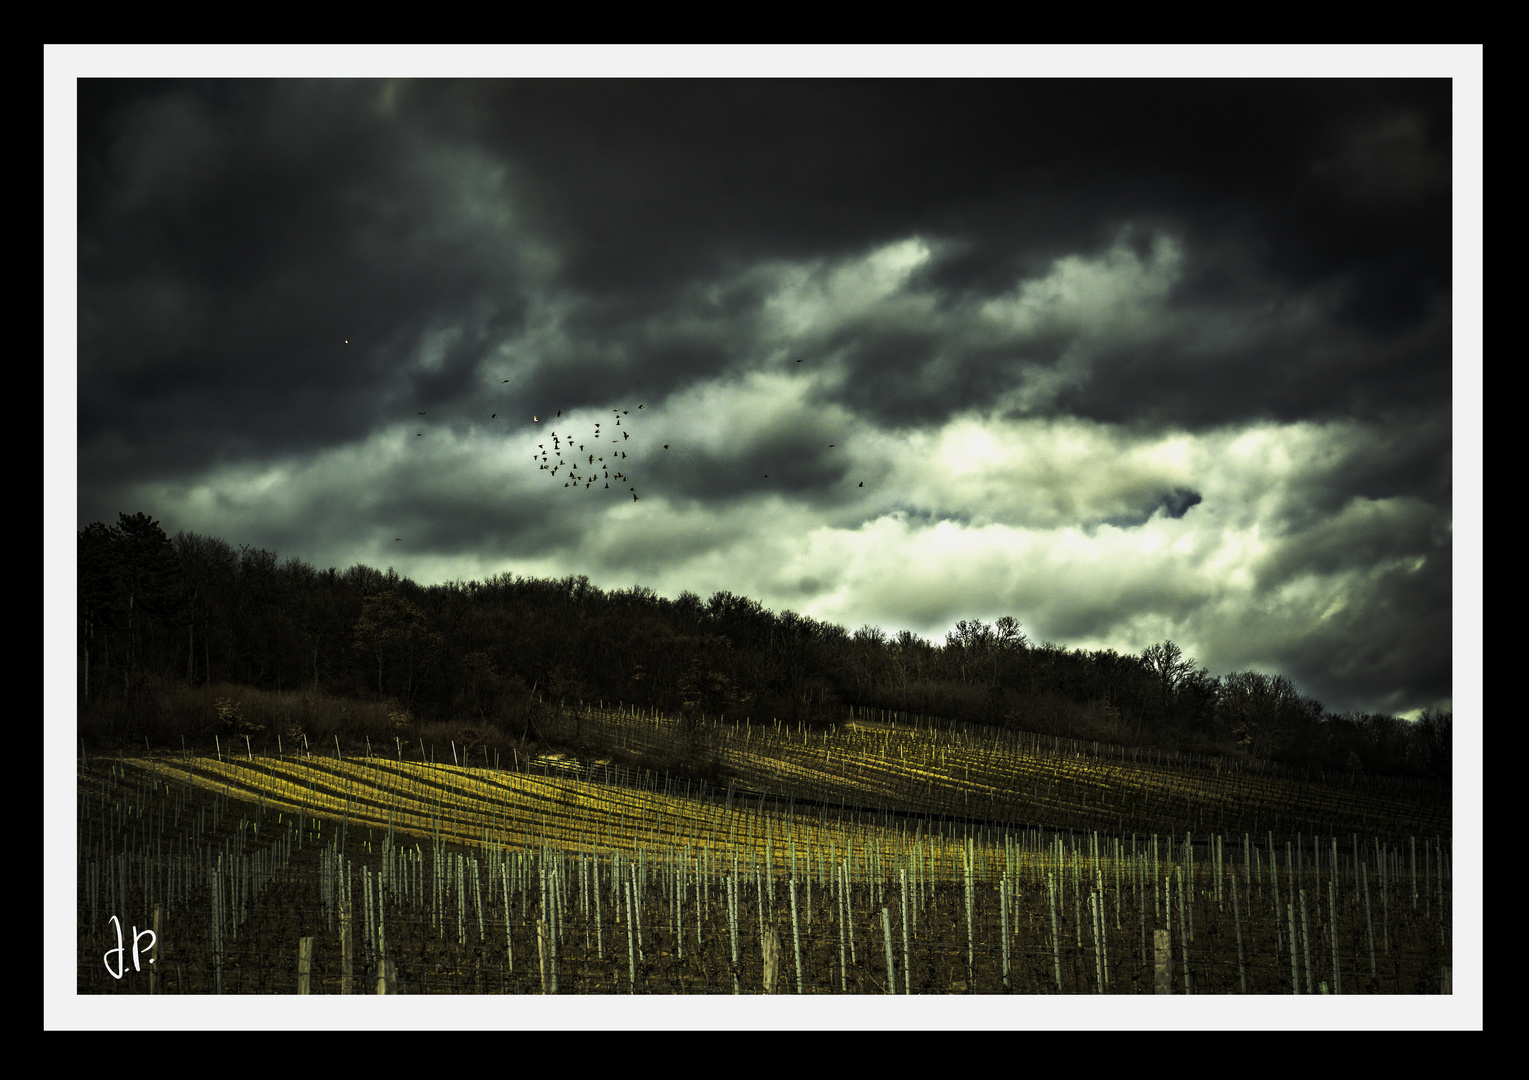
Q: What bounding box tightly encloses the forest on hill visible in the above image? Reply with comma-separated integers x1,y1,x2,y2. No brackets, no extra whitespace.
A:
75,512,1452,779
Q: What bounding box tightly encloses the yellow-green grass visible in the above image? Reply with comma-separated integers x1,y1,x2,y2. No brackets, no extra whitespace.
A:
107,753,1039,887
683,712,1446,840
91,701,1444,893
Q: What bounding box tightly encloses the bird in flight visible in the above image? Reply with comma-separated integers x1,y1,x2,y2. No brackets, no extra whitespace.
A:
663,444,669,450
491,413,497,419
418,412,426,415
858,481,864,487
503,379,509,383
395,538,401,541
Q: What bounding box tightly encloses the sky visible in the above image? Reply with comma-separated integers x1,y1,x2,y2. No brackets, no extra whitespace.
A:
55,49,1480,726
46,46,1482,1033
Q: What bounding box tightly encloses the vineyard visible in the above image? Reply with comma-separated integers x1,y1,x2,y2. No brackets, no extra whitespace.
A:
75,704,1453,998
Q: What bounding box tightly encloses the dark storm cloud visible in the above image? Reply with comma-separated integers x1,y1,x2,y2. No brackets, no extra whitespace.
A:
1160,487,1202,519
1256,540,1453,717
78,79,538,515
79,80,1452,488
402,80,1047,289
1288,408,1453,527
1095,487,1201,531
1252,489,1444,592
402,78,1448,297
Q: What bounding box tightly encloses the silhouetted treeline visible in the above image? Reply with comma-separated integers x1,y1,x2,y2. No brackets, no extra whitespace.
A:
76,512,1452,778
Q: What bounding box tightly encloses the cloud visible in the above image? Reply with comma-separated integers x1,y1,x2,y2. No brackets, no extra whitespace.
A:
69,76,1460,721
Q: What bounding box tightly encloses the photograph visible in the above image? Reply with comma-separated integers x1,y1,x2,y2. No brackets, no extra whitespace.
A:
48,46,1480,1029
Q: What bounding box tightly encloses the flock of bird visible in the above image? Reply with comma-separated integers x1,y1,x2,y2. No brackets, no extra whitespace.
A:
388,351,866,540
519,405,865,502
529,404,651,501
